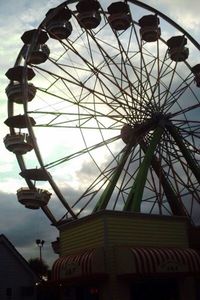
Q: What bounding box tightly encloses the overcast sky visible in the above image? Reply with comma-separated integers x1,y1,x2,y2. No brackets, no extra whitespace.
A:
0,0,200,267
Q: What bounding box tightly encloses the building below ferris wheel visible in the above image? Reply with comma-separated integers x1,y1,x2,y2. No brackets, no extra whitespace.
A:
48,211,200,300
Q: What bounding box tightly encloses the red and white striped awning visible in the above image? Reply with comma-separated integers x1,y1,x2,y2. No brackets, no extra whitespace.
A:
52,248,106,281
116,247,200,275
131,247,200,274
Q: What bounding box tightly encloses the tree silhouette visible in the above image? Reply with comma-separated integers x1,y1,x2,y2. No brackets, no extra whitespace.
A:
28,258,49,278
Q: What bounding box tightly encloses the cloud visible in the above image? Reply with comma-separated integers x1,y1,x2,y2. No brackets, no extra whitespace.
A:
0,191,58,265
146,0,200,39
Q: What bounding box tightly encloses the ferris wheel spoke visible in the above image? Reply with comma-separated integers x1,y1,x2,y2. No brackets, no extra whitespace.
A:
112,146,145,210
62,36,131,100
44,134,120,169
155,39,161,107
93,142,135,212
112,147,139,210
49,56,137,118
140,44,160,110
167,123,200,183
146,167,161,214
72,173,109,217
140,139,188,216
170,101,200,119
36,38,154,120
71,143,131,215
160,77,178,110
152,128,198,217
163,77,194,114
160,131,199,195
166,161,200,213
129,16,156,105
87,27,154,114
28,108,125,130
124,126,165,212
171,119,200,141
179,130,200,152
36,84,130,127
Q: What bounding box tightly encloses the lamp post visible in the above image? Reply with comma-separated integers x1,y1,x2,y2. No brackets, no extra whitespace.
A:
36,239,45,262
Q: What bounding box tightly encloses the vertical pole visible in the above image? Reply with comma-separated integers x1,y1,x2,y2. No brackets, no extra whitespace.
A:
39,245,42,262
36,239,45,262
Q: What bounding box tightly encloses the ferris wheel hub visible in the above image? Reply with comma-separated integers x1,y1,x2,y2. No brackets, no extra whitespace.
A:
121,112,170,145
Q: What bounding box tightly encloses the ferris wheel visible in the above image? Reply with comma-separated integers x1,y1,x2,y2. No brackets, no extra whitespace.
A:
4,0,200,226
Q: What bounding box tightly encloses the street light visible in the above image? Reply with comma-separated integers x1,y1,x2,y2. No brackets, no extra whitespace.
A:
36,239,45,262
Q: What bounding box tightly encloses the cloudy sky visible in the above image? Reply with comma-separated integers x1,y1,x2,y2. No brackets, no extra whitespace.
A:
0,0,200,267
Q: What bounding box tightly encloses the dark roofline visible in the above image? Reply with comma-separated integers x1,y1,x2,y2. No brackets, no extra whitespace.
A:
0,234,39,281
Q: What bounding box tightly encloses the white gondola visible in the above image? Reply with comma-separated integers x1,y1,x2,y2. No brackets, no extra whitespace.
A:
167,36,189,62
4,133,33,155
21,29,50,65
6,82,36,104
108,13,131,31
22,44,50,65
108,2,131,31
139,15,161,42
77,11,101,29
17,188,51,209
76,0,101,29
46,6,72,40
46,20,72,39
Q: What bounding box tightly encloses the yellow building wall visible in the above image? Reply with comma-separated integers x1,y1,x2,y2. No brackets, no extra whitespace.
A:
105,214,188,248
60,216,105,255
59,211,189,256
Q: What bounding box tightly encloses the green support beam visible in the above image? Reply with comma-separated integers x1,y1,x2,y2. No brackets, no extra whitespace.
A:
124,126,164,212
140,140,189,217
93,143,134,212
